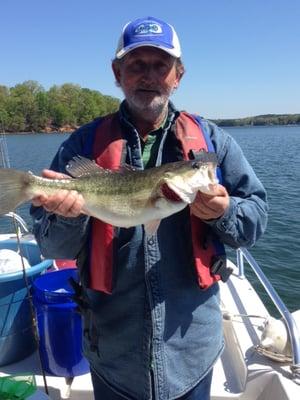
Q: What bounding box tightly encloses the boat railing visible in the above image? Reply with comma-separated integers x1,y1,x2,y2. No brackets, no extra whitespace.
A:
236,247,300,381
1,212,30,234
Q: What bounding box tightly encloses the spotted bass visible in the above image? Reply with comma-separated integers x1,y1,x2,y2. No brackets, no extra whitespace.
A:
0,154,218,235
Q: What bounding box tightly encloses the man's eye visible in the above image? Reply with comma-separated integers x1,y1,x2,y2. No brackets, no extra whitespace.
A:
128,62,144,73
154,63,170,73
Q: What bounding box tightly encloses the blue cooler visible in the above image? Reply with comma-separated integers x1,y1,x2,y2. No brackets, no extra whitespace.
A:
0,240,52,366
32,268,89,377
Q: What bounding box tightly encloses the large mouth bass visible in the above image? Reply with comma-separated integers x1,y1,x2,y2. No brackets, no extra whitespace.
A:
0,154,218,235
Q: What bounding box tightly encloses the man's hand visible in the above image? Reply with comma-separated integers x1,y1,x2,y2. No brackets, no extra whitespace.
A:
31,169,85,218
190,184,229,220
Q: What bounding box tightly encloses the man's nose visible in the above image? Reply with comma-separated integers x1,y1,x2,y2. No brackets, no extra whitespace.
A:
140,64,158,78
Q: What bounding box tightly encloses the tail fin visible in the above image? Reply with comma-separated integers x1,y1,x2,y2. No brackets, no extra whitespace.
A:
0,168,31,215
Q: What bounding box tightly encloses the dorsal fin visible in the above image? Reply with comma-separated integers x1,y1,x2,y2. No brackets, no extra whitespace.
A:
66,156,107,178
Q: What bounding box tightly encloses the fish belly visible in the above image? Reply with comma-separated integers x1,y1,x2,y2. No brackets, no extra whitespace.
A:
85,197,187,228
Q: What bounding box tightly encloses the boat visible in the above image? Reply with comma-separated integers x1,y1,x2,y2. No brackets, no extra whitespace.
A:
0,212,299,399
1,108,299,399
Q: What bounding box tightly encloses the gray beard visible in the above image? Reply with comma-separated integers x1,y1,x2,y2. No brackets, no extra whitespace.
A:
124,90,173,122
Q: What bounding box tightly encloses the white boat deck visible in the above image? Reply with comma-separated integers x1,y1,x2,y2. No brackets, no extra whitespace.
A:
1,351,93,399
1,261,299,399
0,226,299,399
211,261,299,400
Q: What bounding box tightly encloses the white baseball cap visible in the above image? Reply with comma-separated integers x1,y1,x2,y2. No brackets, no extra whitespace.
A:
115,16,181,59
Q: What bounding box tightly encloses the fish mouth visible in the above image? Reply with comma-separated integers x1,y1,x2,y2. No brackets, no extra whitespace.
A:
161,183,183,202
207,165,218,184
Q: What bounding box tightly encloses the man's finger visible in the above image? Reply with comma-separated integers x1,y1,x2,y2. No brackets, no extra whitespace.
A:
55,191,80,215
200,184,227,198
31,194,48,207
41,169,69,180
41,190,68,212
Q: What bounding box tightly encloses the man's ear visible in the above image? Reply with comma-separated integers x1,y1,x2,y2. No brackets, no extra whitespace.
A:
174,67,184,89
112,61,121,85
173,80,180,90
173,74,182,90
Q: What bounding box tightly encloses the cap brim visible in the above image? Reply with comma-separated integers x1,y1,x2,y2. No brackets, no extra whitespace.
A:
116,42,181,59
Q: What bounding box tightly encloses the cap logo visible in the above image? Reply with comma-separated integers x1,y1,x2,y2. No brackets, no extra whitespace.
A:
134,22,163,36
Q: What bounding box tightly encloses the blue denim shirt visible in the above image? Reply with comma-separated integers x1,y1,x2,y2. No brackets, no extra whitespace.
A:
31,102,268,399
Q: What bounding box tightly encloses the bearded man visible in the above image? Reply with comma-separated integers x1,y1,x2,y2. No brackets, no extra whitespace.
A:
31,16,268,400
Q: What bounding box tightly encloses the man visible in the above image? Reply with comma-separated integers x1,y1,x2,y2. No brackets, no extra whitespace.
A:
31,16,268,400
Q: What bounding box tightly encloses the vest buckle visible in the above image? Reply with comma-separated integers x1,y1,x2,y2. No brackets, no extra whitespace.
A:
68,276,89,311
188,149,205,161
211,255,233,282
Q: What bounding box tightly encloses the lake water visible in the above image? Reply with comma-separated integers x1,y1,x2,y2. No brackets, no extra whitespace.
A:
1,125,299,313
226,125,300,313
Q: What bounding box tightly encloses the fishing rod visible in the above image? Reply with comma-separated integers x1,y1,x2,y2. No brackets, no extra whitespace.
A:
12,218,49,395
0,119,49,395
0,118,10,169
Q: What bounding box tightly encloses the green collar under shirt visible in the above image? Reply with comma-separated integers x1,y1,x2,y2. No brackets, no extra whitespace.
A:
140,115,168,169
120,101,175,169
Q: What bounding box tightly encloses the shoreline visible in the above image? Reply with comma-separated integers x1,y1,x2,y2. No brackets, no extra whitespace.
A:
2,122,300,135
1,123,79,135
1,131,73,135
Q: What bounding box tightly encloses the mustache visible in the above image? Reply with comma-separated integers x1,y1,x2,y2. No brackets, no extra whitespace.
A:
136,86,160,92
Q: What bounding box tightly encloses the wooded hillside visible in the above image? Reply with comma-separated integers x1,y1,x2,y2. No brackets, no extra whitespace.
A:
213,114,300,126
1,81,299,132
0,81,120,132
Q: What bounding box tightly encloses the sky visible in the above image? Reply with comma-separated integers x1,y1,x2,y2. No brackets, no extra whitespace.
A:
1,0,299,119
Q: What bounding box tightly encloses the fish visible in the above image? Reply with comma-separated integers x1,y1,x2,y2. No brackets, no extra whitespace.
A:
0,153,218,235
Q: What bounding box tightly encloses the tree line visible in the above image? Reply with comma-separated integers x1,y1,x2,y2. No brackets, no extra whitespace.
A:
213,114,300,127
0,81,120,133
1,81,299,132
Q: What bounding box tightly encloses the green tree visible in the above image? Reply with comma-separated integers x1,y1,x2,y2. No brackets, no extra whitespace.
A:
8,81,45,131
51,103,73,127
35,91,50,130
76,88,101,124
0,85,10,130
0,80,121,132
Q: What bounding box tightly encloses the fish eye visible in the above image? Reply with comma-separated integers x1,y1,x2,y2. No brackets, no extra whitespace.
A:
192,162,200,169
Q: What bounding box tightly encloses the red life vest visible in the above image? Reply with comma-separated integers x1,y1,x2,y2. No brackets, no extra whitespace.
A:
89,112,223,294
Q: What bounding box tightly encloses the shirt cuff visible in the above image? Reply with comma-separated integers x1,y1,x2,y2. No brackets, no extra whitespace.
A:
55,214,89,225
204,197,237,233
